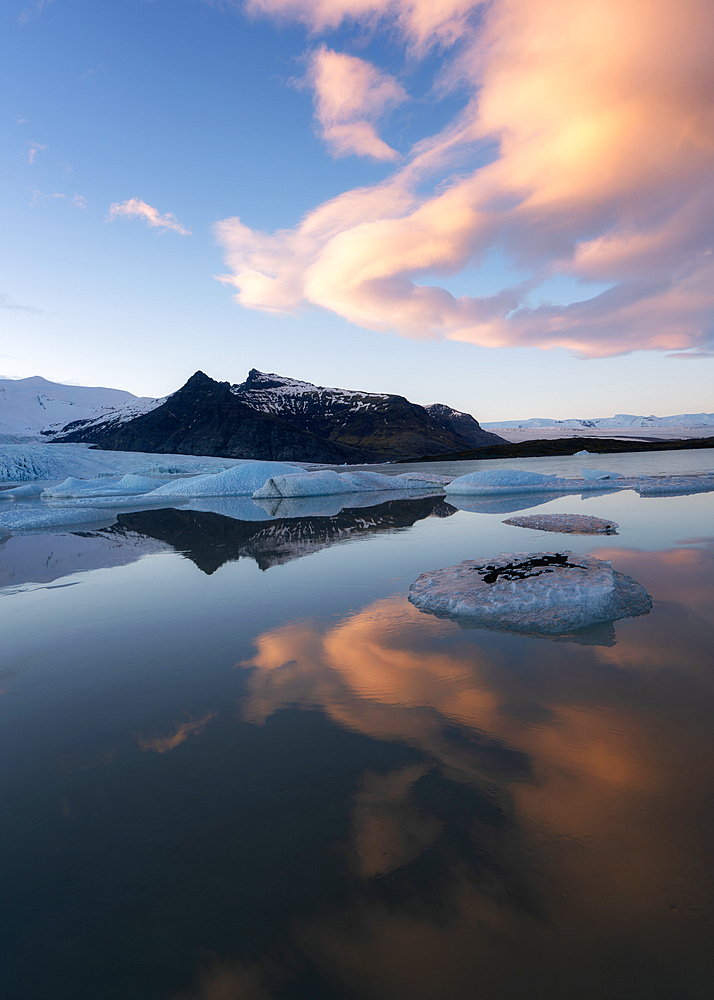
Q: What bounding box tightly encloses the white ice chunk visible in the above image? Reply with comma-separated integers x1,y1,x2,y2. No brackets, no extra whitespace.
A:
445,469,562,495
392,472,454,486
338,470,408,490
580,468,623,480
253,470,361,499
409,551,652,635
573,449,595,456
503,513,619,534
148,462,303,497
636,476,714,496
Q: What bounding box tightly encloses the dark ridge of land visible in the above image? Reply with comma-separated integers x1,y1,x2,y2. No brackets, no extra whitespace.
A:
398,435,714,463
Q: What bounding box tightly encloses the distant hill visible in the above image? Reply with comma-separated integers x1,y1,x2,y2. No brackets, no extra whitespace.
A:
53,369,503,463
482,412,714,442
483,413,714,429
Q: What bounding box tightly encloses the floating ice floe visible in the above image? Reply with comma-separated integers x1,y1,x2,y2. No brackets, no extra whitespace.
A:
409,551,651,636
41,473,160,498
393,472,454,486
580,467,623,480
0,505,117,533
573,449,596,456
635,476,714,496
253,470,362,499
0,483,45,499
148,461,303,498
503,514,619,534
444,469,621,496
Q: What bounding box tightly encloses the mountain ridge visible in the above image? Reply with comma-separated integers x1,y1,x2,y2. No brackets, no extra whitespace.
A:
52,369,503,463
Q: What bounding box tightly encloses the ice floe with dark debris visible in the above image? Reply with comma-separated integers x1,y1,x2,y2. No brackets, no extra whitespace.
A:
503,514,619,534
409,551,651,637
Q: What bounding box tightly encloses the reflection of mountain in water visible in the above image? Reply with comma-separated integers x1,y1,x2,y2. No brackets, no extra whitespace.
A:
111,496,457,574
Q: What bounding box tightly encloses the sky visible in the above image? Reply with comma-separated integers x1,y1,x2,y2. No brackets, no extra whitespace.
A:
1,0,713,421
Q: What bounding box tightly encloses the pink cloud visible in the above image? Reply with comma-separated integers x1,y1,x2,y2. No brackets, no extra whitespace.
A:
305,47,406,161
107,198,191,236
217,0,714,357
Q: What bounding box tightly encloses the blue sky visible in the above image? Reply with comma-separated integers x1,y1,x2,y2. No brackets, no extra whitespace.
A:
2,0,713,420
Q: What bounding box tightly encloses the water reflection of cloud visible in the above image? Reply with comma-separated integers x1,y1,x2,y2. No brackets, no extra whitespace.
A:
236,544,714,996
137,712,216,754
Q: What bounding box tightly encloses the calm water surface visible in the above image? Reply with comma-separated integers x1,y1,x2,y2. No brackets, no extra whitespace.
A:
1,467,714,1000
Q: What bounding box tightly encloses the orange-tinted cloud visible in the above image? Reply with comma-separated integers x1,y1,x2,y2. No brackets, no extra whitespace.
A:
219,0,714,357
306,47,406,161
107,198,191,235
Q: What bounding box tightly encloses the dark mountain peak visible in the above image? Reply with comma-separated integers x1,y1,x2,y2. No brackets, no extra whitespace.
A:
183,370,218,388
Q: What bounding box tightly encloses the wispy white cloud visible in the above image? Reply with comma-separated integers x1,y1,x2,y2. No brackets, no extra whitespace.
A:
305,47,406,161
106,198,191,236
0,292,42,314
25,141,46,164
30,189,65,204
16,115,29,125
217,0,714,358
18,0,53,25
72,194,87,209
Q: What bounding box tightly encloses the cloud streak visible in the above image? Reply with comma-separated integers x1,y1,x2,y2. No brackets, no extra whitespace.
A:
218,0,714,357
107,198,191,235
25,142,46,164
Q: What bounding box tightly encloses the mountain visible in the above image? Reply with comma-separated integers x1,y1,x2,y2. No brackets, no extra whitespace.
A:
482,413,714,431
54,369,503,463
0,375,153,438
424,403,501,448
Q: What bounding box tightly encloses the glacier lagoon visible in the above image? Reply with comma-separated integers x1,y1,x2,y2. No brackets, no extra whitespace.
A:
1,452,714,1000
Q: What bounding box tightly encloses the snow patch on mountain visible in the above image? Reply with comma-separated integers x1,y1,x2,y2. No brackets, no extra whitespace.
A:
0,375,158,438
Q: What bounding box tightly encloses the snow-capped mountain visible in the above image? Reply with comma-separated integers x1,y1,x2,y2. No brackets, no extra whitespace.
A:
482,413,714,430
0,375,158,438
54,369,503,463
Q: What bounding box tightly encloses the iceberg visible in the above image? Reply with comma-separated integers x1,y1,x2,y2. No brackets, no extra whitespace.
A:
503,513,619,534
444,468,625,496
580,468,623,480
253,470,361,499
445,470,563,495
41,473,160,498
148,461,303,498
635,476,714,496
338,470,448,491
392,472,454,487
409,551,652,636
